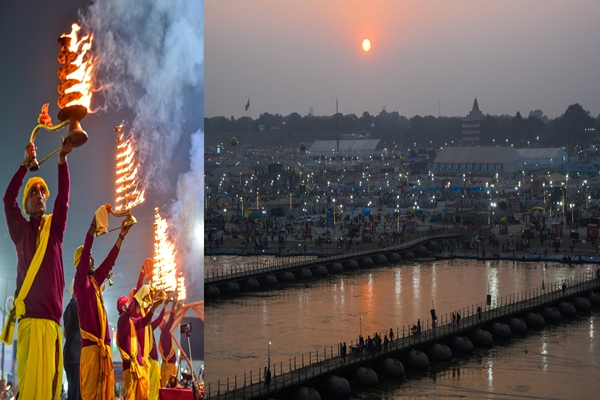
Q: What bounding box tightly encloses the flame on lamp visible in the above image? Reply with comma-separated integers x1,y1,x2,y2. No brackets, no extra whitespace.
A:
57,23,94,120
177,273,187,302
153,207,177,293
114,123,145,212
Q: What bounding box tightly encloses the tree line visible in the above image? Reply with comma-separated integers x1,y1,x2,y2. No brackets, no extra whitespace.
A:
205,104,599,149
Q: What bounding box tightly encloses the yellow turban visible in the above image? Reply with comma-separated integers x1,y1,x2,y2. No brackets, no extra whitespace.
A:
22,177,50,215
73,245,84,268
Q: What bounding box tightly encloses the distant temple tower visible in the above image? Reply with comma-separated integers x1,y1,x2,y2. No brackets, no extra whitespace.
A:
461,98,483,146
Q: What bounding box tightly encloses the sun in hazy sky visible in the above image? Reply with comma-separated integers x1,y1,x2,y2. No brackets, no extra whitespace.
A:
362,38,371,52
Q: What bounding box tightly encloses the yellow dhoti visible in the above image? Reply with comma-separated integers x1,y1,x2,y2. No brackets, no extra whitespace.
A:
80,344,114,400
160,361,177,387
141,358,150,397
118,317,150,400
149,358,160,400
17,318,63,400
123,361,149,400
79,277,114,400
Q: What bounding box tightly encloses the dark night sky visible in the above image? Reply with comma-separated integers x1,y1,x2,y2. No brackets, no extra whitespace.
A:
0,0,204,342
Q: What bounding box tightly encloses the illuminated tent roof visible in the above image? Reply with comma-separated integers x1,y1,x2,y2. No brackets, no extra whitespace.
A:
307,139,381,154
516,148,567,160
434,147,522,165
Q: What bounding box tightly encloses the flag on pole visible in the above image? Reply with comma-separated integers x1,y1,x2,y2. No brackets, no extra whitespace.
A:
245,98,250,111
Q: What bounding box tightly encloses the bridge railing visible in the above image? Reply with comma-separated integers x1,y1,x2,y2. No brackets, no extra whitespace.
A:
205,227,464,284
205,272,600,399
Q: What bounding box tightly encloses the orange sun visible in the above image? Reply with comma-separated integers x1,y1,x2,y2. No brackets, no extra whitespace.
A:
362,38,371,52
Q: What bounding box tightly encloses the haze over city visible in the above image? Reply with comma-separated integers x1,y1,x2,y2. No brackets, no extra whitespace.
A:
206,0,600,120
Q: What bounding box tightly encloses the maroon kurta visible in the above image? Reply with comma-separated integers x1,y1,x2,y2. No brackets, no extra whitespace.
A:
159,312,177,363
149,307,165,361
3,164,69,324
117,300,155,371
74,231,120,347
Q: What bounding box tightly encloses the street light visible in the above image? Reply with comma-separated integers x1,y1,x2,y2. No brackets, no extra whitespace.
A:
268,341,271,368
570,203,575,225
396,195,400,231
488,202,496,226
565,173,569,215
333,198,336,227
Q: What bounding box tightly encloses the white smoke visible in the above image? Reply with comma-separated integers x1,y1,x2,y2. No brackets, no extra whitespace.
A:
170,129,204,301
80,0,204,192
80,0,204,301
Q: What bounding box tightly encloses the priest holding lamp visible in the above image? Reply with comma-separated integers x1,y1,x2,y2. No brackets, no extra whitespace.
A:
2,137,72,400
73,205,133,400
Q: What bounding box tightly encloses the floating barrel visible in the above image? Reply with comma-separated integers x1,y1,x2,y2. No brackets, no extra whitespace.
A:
468,328,494,348
486,322,512,341
348,366,378,388
310,265,328,277
506,317,527,335
277,271,296,283
447,336,474,355
556,301,576,317
426,241,438,252
240,278,259,291
318,376,351,398
523,312,545,329
343,260,359,270
206,285,220,298
586,291,600,307
402,251,416,260
327,263,344,274
572,297,591,312
221,281,240,294
425,343,452,362
373,358,404,378
294,268,313,279
415,246,429,257
258,274,278,286
401,349,429,370
294,386,321,400
373,254,388,265
387,253,402,263
358,257,374,268
541,307,561,324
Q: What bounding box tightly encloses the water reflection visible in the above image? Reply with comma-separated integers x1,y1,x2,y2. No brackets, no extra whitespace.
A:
486,263,499,308
394,268,402,298
487,355,493,390
412,264,421,316
541,333,548,372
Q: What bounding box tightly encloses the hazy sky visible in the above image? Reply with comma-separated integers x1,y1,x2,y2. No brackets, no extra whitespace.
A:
0,0,204,332
206,0,600,120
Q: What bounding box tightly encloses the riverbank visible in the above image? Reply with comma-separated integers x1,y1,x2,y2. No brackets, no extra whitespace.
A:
205,221,600,267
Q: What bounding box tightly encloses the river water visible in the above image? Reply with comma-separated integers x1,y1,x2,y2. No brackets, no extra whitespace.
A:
204,256,600,399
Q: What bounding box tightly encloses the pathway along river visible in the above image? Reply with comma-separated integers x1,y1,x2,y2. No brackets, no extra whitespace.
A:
205,256,600,399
